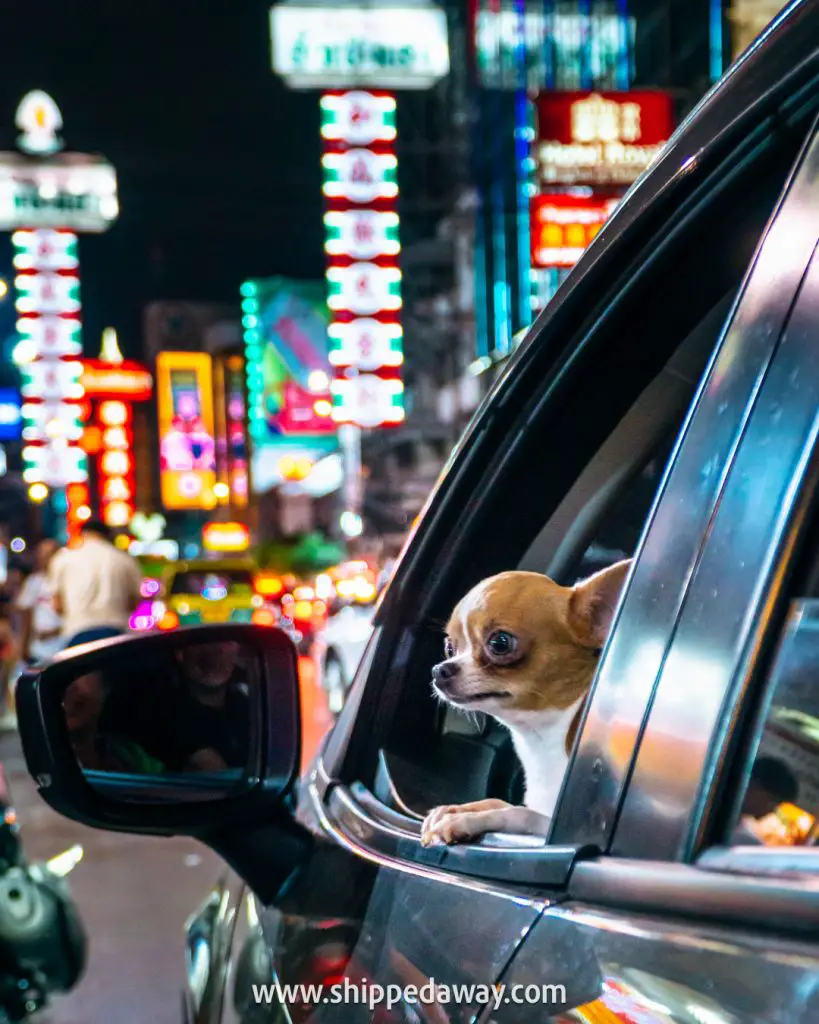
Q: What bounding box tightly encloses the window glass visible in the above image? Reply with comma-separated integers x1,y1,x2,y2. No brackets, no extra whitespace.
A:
728,597,819,849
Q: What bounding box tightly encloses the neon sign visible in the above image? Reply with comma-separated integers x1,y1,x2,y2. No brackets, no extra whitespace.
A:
3,92,119,540
80,360,153,401
156,352,217,510
536,91,674,187
202,521,250,554
15,91,63,156
271,5,450,90
14,227,87,492
321,89,405,429
530,194,620,268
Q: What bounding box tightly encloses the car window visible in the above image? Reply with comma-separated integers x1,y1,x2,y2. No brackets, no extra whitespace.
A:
335,96,817,839
170,571,253,597
722,530,819,851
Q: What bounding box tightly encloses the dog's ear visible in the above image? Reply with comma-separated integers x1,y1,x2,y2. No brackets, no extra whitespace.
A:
568,559,632,649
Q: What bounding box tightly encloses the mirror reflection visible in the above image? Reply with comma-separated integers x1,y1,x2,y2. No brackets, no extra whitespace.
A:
61,638,257,783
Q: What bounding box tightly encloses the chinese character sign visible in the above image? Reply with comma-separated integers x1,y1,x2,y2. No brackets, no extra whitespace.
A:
536,91,674,187
15,228,88,490
321,90,405,428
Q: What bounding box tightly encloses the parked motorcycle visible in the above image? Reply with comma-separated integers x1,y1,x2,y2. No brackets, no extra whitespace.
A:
0,763,87,1022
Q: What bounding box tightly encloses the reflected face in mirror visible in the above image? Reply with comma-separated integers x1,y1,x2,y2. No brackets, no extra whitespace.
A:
60,637,259,785
176,641,240,701
64,672,104,747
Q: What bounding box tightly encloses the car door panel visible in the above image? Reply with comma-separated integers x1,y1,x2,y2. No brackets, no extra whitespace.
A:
245,838,541,1023
487,900,819,1023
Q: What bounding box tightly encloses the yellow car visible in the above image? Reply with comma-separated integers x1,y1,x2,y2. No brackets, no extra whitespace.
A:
157,559,273,629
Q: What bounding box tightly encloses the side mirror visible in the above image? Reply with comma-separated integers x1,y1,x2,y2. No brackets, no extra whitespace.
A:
16,624,301,838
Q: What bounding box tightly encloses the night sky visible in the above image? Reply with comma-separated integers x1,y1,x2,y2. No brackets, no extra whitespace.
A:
0,0,331,359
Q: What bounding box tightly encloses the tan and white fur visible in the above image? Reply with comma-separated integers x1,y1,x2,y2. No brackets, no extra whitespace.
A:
421,560,630,846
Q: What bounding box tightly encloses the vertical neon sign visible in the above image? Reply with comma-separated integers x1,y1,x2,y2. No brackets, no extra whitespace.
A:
320,91,405,428
2,90,118,538
15,228,89,528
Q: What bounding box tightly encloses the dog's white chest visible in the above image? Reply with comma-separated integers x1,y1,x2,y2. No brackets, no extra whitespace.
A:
502,699,583,818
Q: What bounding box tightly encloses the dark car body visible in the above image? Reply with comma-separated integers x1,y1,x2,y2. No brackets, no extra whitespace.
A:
18,3,819,1023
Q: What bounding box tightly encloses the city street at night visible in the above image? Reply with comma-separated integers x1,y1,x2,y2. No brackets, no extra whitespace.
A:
0,2,817,1023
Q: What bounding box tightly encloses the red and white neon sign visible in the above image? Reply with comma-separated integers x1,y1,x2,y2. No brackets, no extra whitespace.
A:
530,194,619,268
14,228,88,513
321,90,405,428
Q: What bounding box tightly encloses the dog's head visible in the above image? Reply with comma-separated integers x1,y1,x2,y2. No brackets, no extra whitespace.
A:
431,561,631,719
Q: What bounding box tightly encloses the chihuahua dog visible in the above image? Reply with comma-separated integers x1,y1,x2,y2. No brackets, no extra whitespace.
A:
421,559,631,846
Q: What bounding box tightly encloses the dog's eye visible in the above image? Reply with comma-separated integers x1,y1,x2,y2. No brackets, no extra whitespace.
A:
444,636,455,658
486,631,518,658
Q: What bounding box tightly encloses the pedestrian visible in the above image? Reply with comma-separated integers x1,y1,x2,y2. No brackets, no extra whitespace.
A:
49,518,143,648
16,538,63,665
0,605,19,728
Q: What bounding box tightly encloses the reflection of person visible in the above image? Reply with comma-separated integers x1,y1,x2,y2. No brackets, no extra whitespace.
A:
735,756,799,845
0,606,19,723
174,642,245,771
102,642,251,774
64,672,166,775
49,519,143,648
16,539,62,664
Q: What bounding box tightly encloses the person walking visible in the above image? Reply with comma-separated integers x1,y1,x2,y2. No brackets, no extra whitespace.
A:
49,519,142,648
16,538,63,665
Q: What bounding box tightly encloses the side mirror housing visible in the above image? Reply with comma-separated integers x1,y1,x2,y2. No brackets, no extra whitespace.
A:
16,624,301,840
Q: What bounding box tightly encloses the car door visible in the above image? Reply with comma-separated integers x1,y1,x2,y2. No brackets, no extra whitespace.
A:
226,18,819,1024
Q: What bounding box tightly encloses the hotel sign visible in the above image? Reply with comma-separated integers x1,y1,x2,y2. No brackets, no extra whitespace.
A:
270,3,450,89
536,91,674,187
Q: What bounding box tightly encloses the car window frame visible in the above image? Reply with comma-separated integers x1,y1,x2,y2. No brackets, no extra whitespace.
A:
325,83,819,812
308,149,819,893
310,67,819,900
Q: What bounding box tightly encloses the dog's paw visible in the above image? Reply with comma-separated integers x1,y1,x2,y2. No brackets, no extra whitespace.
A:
420,799,512,847
421,805,461,846
420,809,480,846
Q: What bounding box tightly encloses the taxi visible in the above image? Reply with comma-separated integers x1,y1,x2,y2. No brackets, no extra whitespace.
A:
155,559,271,629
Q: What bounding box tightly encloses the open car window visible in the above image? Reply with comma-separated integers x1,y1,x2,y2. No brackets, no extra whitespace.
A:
318,87,819,885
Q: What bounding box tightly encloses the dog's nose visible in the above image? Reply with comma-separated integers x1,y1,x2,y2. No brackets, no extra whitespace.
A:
432,661,459,686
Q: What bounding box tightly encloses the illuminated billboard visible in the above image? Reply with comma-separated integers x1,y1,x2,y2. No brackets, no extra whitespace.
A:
270,3,450,90
536,91,674,187
241,277,338,495
214,354,250,509
79,333,153,528
3,91,119,539
321,90,405,428
0,389,22,442
530,194,619,268
156,352,217,510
